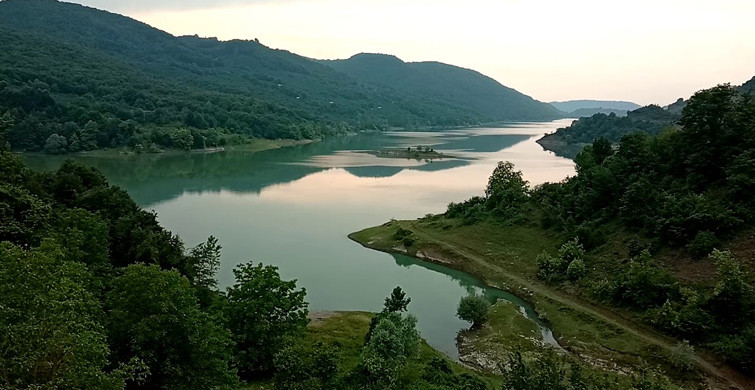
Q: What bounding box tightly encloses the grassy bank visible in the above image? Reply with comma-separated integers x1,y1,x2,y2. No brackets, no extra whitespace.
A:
349,217,738,389
245,311,500,389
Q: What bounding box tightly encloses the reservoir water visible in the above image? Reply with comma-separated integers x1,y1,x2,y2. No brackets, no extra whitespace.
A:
25,120,576,358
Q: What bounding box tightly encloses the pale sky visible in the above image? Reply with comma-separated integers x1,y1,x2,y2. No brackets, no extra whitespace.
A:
71,0,755,105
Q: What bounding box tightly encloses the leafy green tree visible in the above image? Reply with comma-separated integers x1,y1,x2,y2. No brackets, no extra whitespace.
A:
384,286,411,313
0,241,125,389
225,262,309,378
566,258,587,281
591,137,613,165
484,161,529,219
106,264,236,389
709,250,752,327
273,341,338,390
43,133,67,154
456,293,491,327
359,312,420,388
188,235,222,290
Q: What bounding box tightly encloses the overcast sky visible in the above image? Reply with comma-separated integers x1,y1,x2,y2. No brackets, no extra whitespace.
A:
70,0,755,105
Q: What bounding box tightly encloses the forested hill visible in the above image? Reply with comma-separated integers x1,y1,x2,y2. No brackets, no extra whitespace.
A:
536,104,679,158
740,76,755,94
0,0,561,154
323,53,563,121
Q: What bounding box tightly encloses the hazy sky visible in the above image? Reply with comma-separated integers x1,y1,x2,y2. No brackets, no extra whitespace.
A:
71,0,755,105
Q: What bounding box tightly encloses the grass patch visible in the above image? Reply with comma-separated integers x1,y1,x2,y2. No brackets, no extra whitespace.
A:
350,217,712,387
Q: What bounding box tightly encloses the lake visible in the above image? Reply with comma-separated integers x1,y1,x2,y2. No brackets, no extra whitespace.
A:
25,120,576,358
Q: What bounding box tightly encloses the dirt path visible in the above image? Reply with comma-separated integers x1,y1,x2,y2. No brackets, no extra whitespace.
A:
369,223,752,390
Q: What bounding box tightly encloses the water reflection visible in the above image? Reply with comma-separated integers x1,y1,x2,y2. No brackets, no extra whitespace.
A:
23,121,575,359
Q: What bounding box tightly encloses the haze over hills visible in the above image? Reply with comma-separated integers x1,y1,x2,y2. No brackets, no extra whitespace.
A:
549,100,641,113
0,0,562,153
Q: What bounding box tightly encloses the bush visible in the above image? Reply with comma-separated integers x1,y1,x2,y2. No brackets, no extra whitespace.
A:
669,341,695,372
273,341,338,390
456,294,491,327
537,252,567,281
567,259,587,281
686,230,719,259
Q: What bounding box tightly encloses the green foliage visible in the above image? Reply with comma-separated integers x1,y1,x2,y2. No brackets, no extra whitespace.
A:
668,341,695,372
418,357,487,390
358,312,420,388
385,286,412,313
0,242,126,389
708,250,753,327
187,235,222,290
537,239,586,282
225,262,309,378
566,258,587,281
44,133,68,154
709,326,755,374
456,294,491,326
685,230,719,259
105,264,236,389
0,1,561,154
611,250,678,309
484,161,529,220
273,341,338,390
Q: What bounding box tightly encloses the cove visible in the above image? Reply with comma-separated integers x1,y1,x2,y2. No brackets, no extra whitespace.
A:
24,120,575,359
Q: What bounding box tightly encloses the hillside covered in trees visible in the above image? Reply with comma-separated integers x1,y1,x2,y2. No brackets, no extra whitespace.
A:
324,53,563,122
376,84,755,381
537,104,681,158
538,79,755,159
0,0,561,154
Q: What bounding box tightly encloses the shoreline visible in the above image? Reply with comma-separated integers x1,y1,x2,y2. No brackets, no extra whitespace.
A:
347,220,749,389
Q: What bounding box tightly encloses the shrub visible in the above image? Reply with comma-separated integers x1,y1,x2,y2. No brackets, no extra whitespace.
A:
567,259,587,281
686,231,719,259
456,294,491,327
669,341,695,372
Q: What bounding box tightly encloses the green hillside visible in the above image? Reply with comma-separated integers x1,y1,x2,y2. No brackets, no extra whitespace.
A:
0,0,562,153
324,53,563,121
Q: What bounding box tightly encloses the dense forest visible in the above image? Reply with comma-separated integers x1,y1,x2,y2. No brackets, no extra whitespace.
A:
446,84,755,374
0,146,506,389
537,104,680,157
324,53,563,122
0,0,561,154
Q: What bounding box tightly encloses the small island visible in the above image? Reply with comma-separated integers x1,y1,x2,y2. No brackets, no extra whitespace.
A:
365,145,453,160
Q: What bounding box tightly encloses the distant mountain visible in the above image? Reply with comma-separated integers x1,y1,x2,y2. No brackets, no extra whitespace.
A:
324,53,563,122
568,108,630,118
0,0,562,153
739,76,755,94
549,100,641,114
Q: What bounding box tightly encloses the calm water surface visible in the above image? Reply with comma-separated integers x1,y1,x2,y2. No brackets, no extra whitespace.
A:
25,120,575,358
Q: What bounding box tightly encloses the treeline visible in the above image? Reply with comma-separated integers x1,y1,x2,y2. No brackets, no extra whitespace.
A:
0,147,504,389
0,0,563,155
447,84,755,372
0,26,341,154
539,104,679,150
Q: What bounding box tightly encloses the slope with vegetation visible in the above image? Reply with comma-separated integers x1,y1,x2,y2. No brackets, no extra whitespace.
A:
0,0,561,154
549,99,641,118
537,104,680,158
324,53,563,122
0,146,501,389
352,84,755,389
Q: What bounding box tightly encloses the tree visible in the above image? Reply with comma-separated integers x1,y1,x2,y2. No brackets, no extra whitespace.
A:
106,264,236,389
188,235,222,290
709,250,752,327
484,161,529,219
358,312,420,388
0,241,126,389
384,286,411,313
224,262,309,378
273,341,338,390
43,133,68,154
456,293,491,327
